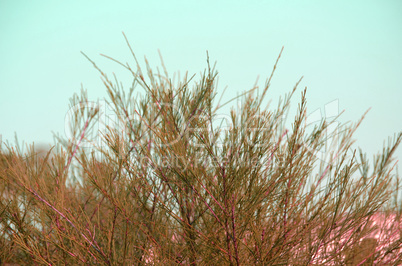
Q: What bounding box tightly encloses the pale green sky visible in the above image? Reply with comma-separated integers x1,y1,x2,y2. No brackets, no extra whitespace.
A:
0,0,401,165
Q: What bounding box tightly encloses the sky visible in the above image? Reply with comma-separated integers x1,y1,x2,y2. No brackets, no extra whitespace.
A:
0,0,401,169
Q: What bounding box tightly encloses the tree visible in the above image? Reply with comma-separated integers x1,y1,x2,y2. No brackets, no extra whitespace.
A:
1,35,401,265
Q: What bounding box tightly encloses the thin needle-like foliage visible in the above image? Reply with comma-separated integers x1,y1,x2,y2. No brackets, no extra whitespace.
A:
1,35,401,265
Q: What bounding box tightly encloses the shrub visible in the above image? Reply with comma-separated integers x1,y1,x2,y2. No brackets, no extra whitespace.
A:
1,35,401,265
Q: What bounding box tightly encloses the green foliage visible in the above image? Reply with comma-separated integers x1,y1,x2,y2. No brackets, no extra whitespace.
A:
1,37,401,265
